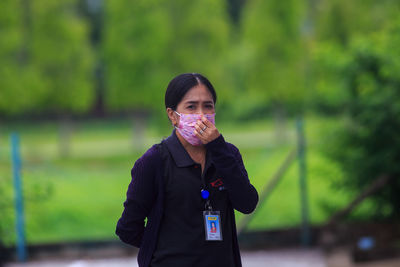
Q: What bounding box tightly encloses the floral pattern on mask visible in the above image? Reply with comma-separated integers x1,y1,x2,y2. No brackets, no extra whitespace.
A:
175,112,215,146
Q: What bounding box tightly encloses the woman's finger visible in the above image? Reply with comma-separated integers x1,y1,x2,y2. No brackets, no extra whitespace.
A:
194,116,220,144
194,128,208,142
194,124,202,133
201,116,214,128
194,124,207,136
196,120,208,131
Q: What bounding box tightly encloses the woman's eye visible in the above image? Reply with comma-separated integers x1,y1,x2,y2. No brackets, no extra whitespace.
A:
187,105,195,109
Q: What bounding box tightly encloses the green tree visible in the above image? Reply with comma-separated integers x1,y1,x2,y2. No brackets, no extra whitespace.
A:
164,0,231,105
238,0,307,116
326,18,400,219
309,0,399,112
102,0,171,112
0,0,46,115
31,0,94,115
0,173,13,247
0,0,94,116
102,0,230,113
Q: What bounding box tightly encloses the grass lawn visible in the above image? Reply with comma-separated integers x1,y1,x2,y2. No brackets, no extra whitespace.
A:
0,115,373,245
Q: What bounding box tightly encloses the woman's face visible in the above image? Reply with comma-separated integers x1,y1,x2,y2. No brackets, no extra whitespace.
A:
167,84,215,126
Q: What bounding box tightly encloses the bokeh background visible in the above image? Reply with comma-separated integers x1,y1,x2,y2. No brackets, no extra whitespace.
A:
1,0,400,263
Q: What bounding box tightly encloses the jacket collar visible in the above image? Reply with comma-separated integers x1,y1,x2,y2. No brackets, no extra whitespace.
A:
164,129,196,167
164,129,212,170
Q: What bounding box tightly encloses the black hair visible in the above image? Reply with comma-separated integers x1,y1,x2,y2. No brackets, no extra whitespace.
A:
165,73,217,110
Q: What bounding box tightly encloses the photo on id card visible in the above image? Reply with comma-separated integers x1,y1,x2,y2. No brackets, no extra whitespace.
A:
203,210,222,241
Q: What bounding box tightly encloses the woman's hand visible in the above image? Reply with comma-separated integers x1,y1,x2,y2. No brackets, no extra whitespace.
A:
194,116,220,144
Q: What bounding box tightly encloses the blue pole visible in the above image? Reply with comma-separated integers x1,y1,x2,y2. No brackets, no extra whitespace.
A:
296,118,311,246
11,133,27,261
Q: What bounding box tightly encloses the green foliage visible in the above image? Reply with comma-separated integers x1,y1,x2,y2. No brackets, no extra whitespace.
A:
238,0,307,112
0,0,94,116
102,0,230,112
325,19,400,219
0,174,14,246
102,0,171,111
309,42,351,111
0,154,54,246
1,0,400,117
31,0,94,114
0,0,43,115
309,0,400,112
313,0,399,45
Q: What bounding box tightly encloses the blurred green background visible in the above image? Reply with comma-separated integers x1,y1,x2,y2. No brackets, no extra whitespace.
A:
1,0,399,247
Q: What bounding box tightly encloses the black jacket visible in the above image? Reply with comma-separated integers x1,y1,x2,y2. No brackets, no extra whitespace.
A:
116,132,258,267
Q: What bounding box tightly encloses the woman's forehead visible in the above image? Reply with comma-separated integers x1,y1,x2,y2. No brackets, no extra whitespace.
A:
181,84,213,102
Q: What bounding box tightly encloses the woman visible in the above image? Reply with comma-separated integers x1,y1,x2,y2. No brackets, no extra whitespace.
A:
116,73,258,267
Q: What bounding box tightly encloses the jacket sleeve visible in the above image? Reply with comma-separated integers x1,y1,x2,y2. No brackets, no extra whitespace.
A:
115,146,158,247
205,135,258,214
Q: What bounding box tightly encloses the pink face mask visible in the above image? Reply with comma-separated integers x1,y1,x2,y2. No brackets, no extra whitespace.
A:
175,111,216,146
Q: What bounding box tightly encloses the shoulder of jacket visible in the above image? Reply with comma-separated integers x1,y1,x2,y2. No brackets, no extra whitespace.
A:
225,141,240,154
134,144,163,168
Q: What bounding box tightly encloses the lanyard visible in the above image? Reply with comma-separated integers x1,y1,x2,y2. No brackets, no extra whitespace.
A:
196,149,214,210
200,166,213,211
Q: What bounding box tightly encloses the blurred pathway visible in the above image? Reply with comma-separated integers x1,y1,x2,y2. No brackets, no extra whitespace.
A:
6,248,327,267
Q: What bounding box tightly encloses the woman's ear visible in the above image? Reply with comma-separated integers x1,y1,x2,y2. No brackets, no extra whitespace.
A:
166,108,178,127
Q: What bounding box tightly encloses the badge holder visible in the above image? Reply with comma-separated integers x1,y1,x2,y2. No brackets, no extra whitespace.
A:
202,191,223,241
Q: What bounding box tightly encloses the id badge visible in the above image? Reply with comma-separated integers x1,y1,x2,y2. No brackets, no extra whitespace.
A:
203,210,223,241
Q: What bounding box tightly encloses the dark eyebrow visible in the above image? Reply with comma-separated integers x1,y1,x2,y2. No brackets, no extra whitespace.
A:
184,100,214,105
184,101,198,104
